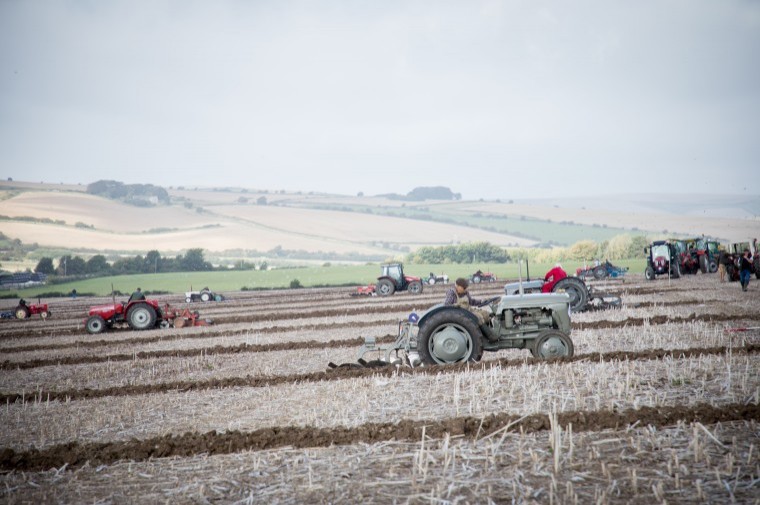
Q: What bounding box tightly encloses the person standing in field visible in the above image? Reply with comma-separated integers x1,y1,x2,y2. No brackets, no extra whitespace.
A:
443,278,499,342
718,248,730,282
739,249,753,291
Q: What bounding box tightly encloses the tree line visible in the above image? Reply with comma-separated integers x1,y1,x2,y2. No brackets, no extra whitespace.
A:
406,234,650,264
33,248,215,277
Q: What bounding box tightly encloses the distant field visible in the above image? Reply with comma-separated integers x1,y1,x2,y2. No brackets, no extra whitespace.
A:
0,181,757,270
9,260,646,298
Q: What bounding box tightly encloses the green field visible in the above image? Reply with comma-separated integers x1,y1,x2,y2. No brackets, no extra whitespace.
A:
10,259,646,298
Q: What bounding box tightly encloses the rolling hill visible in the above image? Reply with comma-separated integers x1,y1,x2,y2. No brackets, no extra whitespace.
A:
1,181,758,267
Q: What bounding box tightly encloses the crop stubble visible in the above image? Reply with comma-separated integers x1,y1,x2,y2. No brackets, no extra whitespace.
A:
1,274,758,503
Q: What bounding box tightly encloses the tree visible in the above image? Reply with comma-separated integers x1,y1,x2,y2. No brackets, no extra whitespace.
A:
145,250,162,273
86,255,110,274
35,257,55,275
58,255,86,276
180,248,212,271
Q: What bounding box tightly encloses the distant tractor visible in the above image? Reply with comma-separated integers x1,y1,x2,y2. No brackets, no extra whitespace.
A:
427,272,449,285
576,260,628,280
14,299,51,320
185,287,224,302
644,240,681,280
670,239,700,275
376,263,423,296
684,237,720,274
471,270,497,283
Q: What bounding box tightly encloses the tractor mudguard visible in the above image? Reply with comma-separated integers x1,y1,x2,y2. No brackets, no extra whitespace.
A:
417,304,480,328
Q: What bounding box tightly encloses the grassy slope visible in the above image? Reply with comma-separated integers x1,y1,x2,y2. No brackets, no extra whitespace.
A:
10,259,646,298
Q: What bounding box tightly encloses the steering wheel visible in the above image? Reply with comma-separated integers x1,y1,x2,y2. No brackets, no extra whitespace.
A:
477,296,501,307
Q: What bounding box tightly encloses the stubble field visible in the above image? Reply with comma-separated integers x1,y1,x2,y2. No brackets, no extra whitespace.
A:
0,273,758,503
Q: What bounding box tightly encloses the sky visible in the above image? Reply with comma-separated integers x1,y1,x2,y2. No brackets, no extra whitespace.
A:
1,0,759,200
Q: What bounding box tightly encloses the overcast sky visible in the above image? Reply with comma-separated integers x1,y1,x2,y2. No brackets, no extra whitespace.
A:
1,0,759,200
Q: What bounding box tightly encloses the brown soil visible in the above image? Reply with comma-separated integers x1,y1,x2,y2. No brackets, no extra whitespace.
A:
2,345,756,405
2,402,757,472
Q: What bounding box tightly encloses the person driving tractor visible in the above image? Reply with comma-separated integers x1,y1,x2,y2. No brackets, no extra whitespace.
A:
443,278,499,342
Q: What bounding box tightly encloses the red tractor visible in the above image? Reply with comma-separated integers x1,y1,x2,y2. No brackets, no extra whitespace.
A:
375,263,423,296
85,298,212,334
471,270,497,283
14,299,51,320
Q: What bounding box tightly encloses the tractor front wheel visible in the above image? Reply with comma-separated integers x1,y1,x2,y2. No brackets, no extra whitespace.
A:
127,304,158,330
670,262,681,279
86,315,107,334
417,310,482,365
645,266,656,280
376,279,396,296
530,330,574,359
407,281,423,295
699,255,708,274
41,311,50,319
709,259,718,273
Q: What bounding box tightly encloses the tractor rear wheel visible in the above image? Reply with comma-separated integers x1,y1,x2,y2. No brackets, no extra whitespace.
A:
428,277,436,285
127,304,157,330
14,306,30,319
593,267,607,280
645,266,656,280
86,315,106,334
376,279,396,296
530,330,574,359
552,278,589,312
407,281,423,294
417,310,483,365
200,292,211,302
472,275,481,283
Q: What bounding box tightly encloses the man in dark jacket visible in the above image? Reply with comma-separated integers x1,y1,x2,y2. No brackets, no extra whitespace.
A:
739,250,753,291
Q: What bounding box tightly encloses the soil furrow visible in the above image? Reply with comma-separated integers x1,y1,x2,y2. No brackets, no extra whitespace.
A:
2,345,756,404
2,402,756,472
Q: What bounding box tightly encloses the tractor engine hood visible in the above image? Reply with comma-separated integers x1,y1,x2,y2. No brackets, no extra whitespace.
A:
89,303,123,316
496,292,571,311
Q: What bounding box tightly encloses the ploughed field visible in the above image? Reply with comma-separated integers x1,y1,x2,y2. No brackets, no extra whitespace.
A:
0,275,758,503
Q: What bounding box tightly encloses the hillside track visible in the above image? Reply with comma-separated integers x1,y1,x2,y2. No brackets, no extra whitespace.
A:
1,273,759,504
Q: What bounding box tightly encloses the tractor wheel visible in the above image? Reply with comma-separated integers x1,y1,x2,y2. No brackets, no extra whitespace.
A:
186,296,192,303
14,306,30,319
200,292,211,302
709,260,718,273
86,315,107,334
417,310,482,365
670,262,681,279
376,279,396,296
699,255,708,274
552,278,589,312
472,275,481,284
593,267,607,280
41,311,50,319
127,303,157,330
530,330,574,359
407,281,423,295
645,266,656,280
428,277,436,285
159,320,172,329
